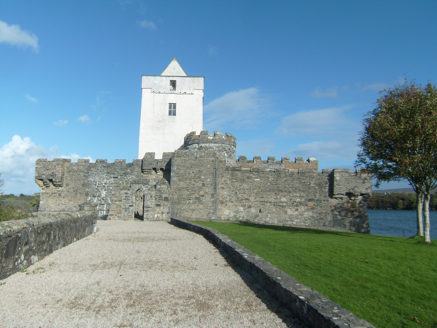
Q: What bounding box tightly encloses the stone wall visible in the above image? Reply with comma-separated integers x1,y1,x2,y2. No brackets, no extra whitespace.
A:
36,157,170,221
169,149,371,232
328,169,372,232
0,213,96,280
170,149,226,220
217,167,332,229
35,131,372,233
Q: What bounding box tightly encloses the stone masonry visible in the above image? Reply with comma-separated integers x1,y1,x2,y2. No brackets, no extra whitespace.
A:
36,131,372,233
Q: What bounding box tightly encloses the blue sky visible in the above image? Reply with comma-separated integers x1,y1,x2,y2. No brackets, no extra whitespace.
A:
1,1,436,195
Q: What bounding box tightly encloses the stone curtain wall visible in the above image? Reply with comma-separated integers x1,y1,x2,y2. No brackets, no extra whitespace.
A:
216,167,371,232
0,213,96,280
218,168,332,229
36,158,170,221
168,140,371,232
34,131,371,232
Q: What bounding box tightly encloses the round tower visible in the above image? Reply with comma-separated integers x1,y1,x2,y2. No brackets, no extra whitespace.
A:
183,130,236,164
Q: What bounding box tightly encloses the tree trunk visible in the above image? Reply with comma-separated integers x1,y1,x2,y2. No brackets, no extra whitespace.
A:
416,192,424,237
424,192,431,244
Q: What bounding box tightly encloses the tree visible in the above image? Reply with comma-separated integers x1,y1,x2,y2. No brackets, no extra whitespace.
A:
356,80,437,243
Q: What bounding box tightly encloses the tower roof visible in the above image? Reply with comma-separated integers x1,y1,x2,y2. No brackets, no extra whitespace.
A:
161,58,187,76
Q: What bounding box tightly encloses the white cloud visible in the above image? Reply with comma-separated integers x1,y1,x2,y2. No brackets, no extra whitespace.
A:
25,94,38,103
208,45,218,56
204,88,272,129
276,106,358,138
310,87,338,98
359,82,390,92
0,20,38,51
0,135,92,195
137,20,157,30
284,138,359,161
79,115,91,123
54,120,68,126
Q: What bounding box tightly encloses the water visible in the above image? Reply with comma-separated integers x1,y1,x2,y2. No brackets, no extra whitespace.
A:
368,209,437,239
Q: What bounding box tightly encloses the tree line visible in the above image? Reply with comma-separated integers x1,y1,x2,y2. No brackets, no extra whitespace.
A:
367,193,437,211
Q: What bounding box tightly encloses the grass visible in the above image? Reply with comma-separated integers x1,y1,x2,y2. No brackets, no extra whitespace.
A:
192,221,437,328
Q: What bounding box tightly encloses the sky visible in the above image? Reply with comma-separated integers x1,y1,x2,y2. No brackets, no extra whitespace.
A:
1,1,437,195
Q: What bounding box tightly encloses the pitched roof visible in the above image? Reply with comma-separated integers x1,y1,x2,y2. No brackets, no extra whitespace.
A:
161,58,187,76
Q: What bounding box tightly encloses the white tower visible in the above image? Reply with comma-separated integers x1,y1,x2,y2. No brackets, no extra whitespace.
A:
138,58,204,158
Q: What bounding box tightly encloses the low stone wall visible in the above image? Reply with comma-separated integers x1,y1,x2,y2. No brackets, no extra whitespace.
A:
171,218,375,328
0,213,96,280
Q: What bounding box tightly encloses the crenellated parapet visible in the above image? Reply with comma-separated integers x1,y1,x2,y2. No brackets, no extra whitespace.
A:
141,152,173,173
184,130,236,146
36,159,142,184
35,158,69,188
35,158,143,190
323,168,372,198
231,156,318,172
183,131,236,164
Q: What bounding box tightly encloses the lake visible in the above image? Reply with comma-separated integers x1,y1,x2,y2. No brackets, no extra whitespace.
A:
368,209,437,239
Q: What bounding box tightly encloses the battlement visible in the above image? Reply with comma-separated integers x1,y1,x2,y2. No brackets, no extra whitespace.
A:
183,131,236,164
36,158,142,166
184,131,236,147
329,169,372,197
141,152,173,172
231,155,318,172
35,159,69,188
35,158,142,188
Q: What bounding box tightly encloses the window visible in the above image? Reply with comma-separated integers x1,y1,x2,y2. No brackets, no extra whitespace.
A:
170,80,176,91
168,103,176,116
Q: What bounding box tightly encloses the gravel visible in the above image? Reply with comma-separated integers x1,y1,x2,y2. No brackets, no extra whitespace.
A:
0,220,305,327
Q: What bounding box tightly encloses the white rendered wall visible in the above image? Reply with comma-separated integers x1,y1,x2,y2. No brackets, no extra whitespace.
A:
138,75,204,158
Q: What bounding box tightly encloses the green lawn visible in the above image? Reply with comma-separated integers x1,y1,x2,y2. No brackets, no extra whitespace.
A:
192,221,437,328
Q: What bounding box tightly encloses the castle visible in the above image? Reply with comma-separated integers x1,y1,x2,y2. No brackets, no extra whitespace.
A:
35,59,372,233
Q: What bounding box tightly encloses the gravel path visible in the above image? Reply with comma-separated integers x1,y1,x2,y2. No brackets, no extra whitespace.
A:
0,221,304,327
